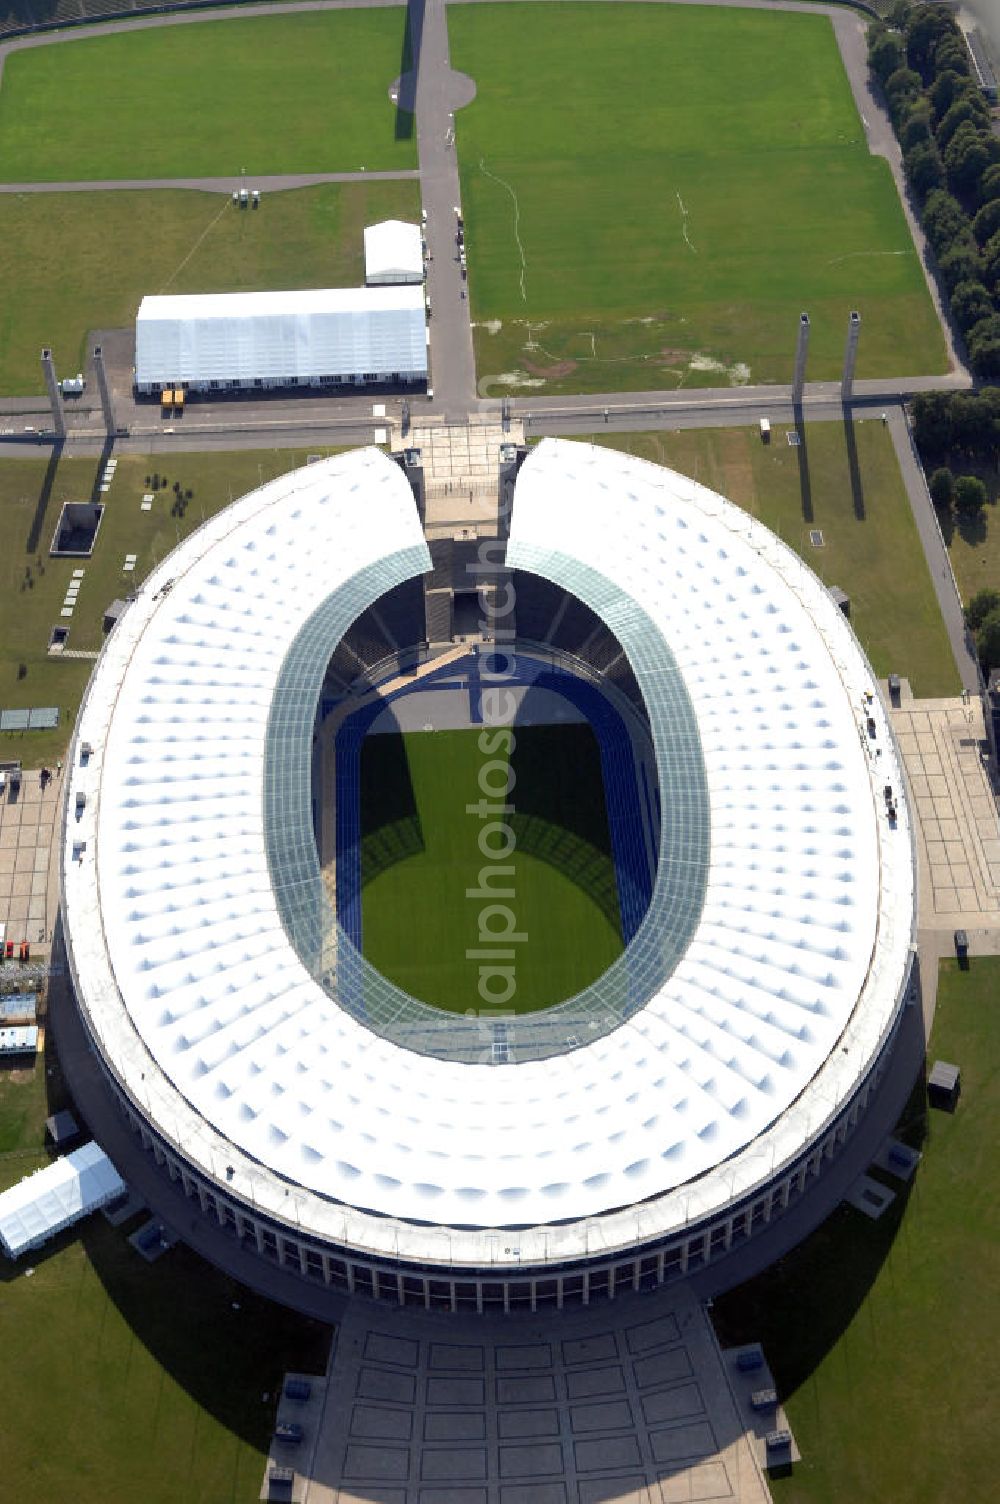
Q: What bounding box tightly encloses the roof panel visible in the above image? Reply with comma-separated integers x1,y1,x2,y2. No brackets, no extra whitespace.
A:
135,287,428,385
62,441,916,1258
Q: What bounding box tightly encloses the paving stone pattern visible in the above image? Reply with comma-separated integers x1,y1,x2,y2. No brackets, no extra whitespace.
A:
303,1285,770,1503
0,769,60,945
892,696,1000,923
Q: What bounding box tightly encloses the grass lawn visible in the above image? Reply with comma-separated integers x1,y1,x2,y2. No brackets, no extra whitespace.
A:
939,491,1000,608
448,3,947,394
0,11,415,178
359,725,623,1012
1,1017,331,1504
578,420,959,697
0,446,348,765
713,956,998,1503
0,179,419,394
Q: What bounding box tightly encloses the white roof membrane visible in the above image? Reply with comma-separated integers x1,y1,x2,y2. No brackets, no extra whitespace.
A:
61,441,916,1265
0,1142,125,1258
135,286,428,386
364,220,424,283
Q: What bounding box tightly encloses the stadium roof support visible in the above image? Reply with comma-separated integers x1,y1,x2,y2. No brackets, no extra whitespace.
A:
134,286,428,390
0,1142,125,1258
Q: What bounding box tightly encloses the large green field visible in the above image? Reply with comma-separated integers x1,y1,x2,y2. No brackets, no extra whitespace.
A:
0,446,348,764
580,419,959,697
359,725,624,1012
449,3,948,393
714,956,998,1503
0,178,419,394
0,12,415,178
0,1036,330,1504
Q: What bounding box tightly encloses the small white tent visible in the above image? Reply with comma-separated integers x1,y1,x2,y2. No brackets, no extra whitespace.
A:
364,220,423,285
0,1141,126,1258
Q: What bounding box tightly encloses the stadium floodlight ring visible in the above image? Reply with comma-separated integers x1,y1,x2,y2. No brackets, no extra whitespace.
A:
62,441,916,1265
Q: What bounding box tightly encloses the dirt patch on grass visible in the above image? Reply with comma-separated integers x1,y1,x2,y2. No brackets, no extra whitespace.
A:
523,358,577,378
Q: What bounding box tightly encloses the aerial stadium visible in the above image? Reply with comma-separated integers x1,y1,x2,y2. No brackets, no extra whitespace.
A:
60,438,917,1313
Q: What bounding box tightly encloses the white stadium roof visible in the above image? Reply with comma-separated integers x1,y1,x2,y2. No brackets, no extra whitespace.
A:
364,220,423,284
0,1142,125,1259
62,442,915,1269
134,286,427,388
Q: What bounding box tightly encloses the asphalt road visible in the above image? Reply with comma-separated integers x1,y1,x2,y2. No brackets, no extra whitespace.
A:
414,0,478,411
0,0,981,700
0,170,418,194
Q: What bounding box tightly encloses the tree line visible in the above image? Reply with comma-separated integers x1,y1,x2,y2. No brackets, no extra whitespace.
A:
911,386,1000,668
869,2,1000,379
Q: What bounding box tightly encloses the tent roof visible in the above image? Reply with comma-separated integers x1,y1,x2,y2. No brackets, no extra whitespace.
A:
135,286,427,385
0,1141,125,1258
364,220,423,281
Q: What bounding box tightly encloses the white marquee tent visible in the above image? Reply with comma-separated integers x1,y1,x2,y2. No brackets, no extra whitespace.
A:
0,1141,125,1258
134,286,427,393
364,220,423,285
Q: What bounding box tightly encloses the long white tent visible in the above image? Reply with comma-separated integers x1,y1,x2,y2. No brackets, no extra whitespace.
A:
0,1141,125,1258
134,286,428,393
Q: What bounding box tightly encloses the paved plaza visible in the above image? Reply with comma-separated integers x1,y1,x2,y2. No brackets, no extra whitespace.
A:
297,1284,771,1504
892,693,1000,926
0,768,60,949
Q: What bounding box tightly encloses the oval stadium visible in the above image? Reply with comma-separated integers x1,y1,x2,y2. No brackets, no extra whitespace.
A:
60,437,917,1313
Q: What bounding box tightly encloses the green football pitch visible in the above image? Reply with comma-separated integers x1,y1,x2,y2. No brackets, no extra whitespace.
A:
0,11,415,179
449,3,947,392
358,724,625,1014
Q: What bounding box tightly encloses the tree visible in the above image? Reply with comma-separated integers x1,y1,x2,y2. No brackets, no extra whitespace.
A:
869,30,904,84
980,164,1000,206
905,3,960,80
899,99,933,150
912,390,956,455
969,329,1000,383
973,198,1000,246
954,473,989,517
975,607,1000,673
929,466,955,508
936,94,990,152
944,123,993,198
923,188,973,250
929,68,969,121
885,66,923,118
951,279,995,332
966,588,1000,632
933,39,971,81
950,390,1000,459
938,240,983,292
984,230,1000,290
904,140,944,197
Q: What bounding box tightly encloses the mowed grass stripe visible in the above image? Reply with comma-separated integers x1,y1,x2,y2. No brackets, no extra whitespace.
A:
0,178,419,394
449,3,947,388
0,12,415,179
359,726,624,1014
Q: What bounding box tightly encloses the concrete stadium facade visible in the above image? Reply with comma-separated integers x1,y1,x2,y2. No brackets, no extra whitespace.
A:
60,441,918,1312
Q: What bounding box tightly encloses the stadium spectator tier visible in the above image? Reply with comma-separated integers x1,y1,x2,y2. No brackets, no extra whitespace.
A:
61,441,917,1310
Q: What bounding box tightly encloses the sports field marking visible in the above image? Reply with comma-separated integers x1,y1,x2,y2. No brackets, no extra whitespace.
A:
479,157,527,301
676,191,698,254
824,249,910,265
159,197,231,292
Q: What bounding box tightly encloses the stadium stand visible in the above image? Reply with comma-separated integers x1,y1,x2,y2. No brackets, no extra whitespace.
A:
333,651,655,962
512,571,645,714
0,1,272,41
